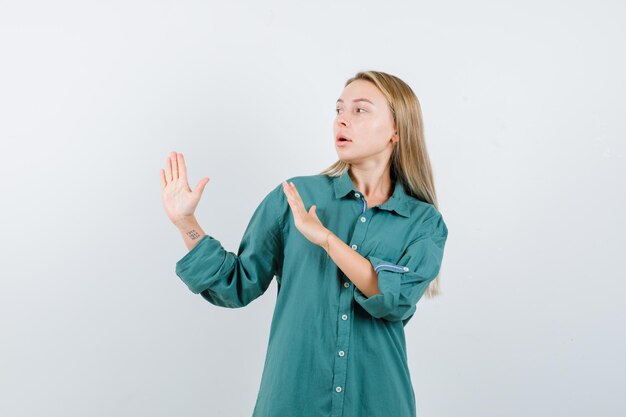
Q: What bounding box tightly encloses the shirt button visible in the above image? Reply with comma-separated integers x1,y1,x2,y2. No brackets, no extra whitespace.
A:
338,350,345,357
351,244,357,250
403,266,409,271
336,386,342,393
360,216,366,222
344,282,350,288
354,192,360,198
341,314,348,320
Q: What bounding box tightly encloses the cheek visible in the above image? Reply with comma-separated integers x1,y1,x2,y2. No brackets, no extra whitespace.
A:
360,125,392,146
350,118,392,145
370,119,392,137
359,117,391,137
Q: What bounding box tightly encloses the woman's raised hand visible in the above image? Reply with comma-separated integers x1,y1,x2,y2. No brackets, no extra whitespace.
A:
160,151,209,226
282,180,331,250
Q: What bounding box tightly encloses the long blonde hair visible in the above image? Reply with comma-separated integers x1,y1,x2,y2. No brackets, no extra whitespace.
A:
320,70,444,298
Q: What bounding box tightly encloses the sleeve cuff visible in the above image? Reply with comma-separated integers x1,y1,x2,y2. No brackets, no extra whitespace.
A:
353,255,408,319
175,234,232,294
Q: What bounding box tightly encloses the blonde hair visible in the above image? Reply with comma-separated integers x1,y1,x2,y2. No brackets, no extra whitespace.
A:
320,70,444,298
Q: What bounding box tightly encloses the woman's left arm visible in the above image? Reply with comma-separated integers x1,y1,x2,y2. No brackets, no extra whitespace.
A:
281,180,374,293
282,181,449,320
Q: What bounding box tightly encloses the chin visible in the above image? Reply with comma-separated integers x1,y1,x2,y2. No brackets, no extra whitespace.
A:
336,154,363,164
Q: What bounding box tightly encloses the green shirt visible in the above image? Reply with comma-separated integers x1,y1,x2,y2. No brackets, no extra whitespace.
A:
175,169,449,417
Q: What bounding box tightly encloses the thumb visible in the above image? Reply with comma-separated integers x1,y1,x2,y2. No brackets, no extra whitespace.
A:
309,205,318,218
194,177,210,196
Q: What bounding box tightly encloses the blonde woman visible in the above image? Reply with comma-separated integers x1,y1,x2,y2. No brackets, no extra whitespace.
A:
160,70,449,417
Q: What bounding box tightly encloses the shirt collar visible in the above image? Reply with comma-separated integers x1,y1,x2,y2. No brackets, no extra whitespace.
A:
332,169,411,218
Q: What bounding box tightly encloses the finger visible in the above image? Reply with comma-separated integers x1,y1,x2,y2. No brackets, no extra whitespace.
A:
285,182,303,213
282,181,294,202
178,152,187,181
195,177,209,195
311,205,322,221
282,181,295,207
160,169,166,189
282,181,300,219
171,151,179,179
289,182,307,212
166,156,172,182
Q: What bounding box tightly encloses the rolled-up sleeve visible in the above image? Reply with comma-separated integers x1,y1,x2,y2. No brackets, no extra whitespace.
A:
174,183,285,308
354,213,448,322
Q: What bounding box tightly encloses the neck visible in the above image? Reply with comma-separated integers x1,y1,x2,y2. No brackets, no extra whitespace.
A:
348,164,394,200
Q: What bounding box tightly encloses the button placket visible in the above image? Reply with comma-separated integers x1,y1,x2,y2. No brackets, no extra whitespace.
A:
348,192,370,255
331,245,354,417
330,191,373,417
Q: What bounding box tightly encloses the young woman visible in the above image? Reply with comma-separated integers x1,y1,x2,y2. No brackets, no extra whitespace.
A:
160,70,449,417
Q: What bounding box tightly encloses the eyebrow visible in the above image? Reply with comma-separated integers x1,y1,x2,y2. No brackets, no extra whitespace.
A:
336,98,374,105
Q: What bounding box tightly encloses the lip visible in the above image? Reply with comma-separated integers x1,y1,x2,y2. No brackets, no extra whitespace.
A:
336,133,353,144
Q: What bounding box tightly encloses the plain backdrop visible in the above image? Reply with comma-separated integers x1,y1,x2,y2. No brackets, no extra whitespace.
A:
1,1,624,416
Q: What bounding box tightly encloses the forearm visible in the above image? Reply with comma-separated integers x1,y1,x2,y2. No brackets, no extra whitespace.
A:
174,215,207,252
322,231,381,298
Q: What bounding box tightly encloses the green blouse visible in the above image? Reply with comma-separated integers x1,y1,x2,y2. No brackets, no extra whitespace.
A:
175,169,449,417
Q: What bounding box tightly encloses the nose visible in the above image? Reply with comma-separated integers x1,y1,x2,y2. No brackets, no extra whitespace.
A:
336,113,349,127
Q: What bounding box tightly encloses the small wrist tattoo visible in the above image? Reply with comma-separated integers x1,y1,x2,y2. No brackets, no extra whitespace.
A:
186,229,201,240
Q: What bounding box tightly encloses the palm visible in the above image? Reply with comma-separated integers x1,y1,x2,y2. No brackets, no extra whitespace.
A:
160,151,209,225
282,181,329,247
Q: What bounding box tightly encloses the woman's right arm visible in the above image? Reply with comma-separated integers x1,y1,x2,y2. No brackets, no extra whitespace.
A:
174,215,207,252
173,183,286,308
160,151,287,308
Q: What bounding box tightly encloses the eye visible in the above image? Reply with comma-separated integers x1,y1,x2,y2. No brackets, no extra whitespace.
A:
335,108,366,114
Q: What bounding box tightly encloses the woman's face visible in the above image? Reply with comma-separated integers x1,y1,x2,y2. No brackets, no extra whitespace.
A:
333,79,397,163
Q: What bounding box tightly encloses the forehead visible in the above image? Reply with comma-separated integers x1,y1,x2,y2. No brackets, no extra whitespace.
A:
338,79,384,104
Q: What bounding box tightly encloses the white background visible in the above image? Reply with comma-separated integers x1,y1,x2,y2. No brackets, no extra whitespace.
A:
1,1,624,416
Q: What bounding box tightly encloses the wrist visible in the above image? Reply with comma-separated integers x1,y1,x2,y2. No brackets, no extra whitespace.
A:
173,214,197,229
321,230,333,255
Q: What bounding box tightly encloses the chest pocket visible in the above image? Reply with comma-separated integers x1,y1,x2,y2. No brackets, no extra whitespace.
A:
367,241,406,265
